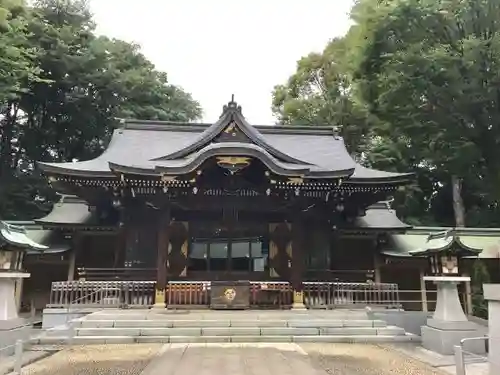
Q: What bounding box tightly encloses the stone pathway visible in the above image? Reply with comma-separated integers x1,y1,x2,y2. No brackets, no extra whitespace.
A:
17,343,449,375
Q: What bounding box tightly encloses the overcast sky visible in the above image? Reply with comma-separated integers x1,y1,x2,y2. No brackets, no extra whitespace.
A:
89,0,354,124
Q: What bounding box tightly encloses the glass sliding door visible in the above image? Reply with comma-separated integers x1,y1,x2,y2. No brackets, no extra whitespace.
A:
230,240,251,271
208,241,229,271
187,219,268,279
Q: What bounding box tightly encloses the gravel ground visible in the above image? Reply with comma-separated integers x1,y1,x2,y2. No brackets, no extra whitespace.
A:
17,343,450,375
299,344,447,375
21,345,162,375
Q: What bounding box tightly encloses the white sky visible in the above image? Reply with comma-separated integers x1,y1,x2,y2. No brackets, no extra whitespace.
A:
89,0,354,124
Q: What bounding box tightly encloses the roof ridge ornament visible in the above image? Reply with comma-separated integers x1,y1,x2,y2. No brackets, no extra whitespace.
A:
221,94,242,117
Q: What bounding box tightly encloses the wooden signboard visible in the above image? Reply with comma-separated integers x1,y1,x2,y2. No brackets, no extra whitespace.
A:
210,280,251,310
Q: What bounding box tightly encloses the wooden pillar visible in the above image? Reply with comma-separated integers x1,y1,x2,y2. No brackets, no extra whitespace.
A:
68,234,81,281
291,216,306,309
14,252,24,313
374,252,382,284
154,207,170,308
420,269,428,312
113,207,127,268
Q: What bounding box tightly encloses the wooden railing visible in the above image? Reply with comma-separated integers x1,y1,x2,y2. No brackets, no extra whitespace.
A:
77,268,156,281
49,280,400,309
165,281,293,309
303,281,400,309
48,281,156,308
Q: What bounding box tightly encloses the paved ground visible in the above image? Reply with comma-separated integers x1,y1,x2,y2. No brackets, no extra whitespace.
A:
17,343,449,375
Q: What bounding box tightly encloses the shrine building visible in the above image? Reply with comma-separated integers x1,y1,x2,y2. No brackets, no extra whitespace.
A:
2,100,500,312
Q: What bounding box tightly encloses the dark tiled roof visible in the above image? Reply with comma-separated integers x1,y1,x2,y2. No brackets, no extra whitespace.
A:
35,195,92,226
350,201,411,231
38,100,412,183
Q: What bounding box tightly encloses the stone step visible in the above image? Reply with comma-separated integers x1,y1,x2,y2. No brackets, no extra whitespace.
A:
85,311,370,321
35,333,419,345
77,319,388,329
74,325,405,337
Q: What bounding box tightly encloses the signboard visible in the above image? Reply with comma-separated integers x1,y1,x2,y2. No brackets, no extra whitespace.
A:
210,280,251,310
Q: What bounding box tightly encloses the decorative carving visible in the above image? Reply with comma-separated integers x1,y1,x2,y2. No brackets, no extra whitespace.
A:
287,177,304,184
268,223,292,278
216,156,251,174
167,221,189,277
223,121,238,136
161,175,177,182
224,288,236,301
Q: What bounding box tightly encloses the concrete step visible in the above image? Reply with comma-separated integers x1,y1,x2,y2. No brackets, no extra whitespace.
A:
74,325,405,337
35,333,419,345
84,310,370,321
77,319,389,329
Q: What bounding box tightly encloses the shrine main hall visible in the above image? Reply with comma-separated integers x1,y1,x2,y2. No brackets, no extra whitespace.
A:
2,100,499,311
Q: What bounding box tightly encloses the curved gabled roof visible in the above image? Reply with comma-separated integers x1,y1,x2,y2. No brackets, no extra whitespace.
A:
110,142,353,178
38,100,412,184
409,230,482,257
153,101,309,165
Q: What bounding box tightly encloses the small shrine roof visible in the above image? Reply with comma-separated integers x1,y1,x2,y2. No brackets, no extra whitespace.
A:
408,230,482,257
382,227,500,258
0,221,70,253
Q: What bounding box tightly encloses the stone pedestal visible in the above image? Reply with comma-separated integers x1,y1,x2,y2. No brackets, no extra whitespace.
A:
0,272,30,320
421,276,484,355
0,272,31,356
483,284,500,375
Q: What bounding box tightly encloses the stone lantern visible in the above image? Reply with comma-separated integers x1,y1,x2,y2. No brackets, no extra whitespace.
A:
410,230,485,355
410,230,480,276
0,222,43,321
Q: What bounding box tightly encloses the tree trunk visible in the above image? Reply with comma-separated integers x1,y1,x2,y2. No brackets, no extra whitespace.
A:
451,174,466,227
0,102,18,178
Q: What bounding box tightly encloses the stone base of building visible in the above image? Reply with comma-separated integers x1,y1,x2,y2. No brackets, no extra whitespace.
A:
421,320,486,355
150,303,166,311
291,302,307,310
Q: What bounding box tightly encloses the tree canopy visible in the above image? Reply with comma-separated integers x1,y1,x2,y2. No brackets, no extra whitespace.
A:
273,0,500,227
0,0,201,219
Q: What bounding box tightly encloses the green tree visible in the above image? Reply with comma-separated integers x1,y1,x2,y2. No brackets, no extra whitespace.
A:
272,37,372,156
351,0,500,227
471,259,490,318
0,0,202,219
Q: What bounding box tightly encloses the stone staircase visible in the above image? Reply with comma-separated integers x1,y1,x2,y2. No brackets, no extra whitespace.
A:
35,309,419,345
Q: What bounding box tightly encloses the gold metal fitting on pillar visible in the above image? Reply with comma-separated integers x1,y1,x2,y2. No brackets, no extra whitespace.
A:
293,290,304,304
292,289,306,310
154,288,166,307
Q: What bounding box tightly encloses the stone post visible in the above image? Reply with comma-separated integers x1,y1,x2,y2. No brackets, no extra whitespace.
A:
483,284,500,375
420,276,484,355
